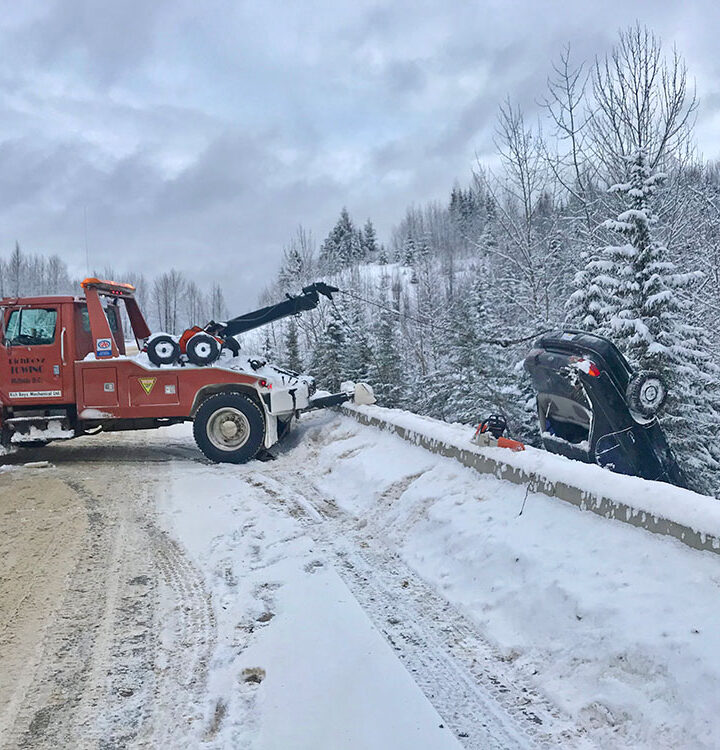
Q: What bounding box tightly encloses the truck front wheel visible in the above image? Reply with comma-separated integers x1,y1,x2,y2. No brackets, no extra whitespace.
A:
193,393,265,463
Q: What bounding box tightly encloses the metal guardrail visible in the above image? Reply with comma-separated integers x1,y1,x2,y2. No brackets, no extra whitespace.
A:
341,406,720,557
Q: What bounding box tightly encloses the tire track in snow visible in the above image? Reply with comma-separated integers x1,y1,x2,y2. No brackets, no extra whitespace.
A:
248,467,592,749
1,441,217,750
149,526,217,746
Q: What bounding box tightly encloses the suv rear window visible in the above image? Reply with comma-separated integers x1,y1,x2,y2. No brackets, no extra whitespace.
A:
4,308,57,346
537,393,592,446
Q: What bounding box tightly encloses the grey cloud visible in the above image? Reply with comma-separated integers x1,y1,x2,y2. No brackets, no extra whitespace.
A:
24,0,179,83
0,0,716,304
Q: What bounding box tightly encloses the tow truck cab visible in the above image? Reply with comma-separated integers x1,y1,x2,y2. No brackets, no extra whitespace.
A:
0,281,146,440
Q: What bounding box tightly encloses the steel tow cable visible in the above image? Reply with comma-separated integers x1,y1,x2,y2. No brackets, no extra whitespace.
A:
336,288,554,347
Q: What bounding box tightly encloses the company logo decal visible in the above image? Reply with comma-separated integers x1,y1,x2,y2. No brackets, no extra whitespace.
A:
138,377,157,395
96,338,113,358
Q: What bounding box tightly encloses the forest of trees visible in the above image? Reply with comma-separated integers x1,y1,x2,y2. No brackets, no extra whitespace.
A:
0,242,228,336
259,25,720,495
3,25,720,494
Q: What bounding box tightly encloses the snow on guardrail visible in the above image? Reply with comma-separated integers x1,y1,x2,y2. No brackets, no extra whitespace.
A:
341,404,720,556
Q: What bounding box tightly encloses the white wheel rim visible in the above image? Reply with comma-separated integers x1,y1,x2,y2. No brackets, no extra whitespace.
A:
206,407,250,451
155,341,175,358
640,379,664,408
195,341,213,358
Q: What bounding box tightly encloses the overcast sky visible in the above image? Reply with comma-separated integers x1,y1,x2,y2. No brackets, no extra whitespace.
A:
1,1,719,302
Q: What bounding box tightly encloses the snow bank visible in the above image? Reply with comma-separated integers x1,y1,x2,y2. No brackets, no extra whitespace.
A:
345,404,720,543
300,413,720,748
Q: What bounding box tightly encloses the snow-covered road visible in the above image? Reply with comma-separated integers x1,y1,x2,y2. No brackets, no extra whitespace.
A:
1,409,719,749
158,417,569,749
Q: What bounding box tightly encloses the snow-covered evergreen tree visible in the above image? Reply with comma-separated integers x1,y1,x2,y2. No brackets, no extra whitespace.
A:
319,208,361,270
370,301,404,408
444,271,496,423
580,150,720,492
361,219,378,259
565,256,610,330
284,318,303,373
401,232,415,266
311,306,346,392
261,328,276,362
342,301,372,383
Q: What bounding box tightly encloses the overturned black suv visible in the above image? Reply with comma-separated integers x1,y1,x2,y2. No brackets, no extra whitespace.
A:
524,330,686,488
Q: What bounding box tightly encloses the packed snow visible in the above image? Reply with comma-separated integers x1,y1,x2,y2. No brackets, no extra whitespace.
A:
158,423,462,750
157,411,720,749
347,403,720,538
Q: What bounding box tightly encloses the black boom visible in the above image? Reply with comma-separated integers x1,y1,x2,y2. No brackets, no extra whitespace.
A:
205,282,339,339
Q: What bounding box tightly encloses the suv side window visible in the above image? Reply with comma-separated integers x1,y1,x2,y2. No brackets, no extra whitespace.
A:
4,308,58,346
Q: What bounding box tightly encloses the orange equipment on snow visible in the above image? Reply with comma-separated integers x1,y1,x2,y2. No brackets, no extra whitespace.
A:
472,414,525,452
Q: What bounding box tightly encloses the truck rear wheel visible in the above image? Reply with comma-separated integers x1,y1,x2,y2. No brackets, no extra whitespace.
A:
193,393,265,463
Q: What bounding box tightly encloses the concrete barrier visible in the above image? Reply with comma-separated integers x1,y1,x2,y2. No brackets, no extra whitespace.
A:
341,406,720,557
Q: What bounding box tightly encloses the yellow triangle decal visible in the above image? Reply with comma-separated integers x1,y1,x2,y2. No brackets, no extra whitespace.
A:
139,377,157,395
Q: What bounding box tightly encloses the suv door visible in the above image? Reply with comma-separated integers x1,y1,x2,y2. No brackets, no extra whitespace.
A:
0,304,71,404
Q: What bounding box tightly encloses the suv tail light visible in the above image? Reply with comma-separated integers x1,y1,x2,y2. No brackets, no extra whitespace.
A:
569,356,601,377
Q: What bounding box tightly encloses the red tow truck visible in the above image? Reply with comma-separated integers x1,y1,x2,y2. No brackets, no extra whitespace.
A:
0,278,374,462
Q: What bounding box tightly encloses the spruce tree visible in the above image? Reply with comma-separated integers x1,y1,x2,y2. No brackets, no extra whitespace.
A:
342,302,372,383
402,232,415,266
371,304,403,407
319,208,356,270
284,319,303,373
262,328,276,362
362,219,378,258
311,306,346,392
565,258,610,330
579,150,720,492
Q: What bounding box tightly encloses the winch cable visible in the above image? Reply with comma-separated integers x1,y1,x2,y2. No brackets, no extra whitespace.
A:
336,288,553,347
328,297,385,378
330,293,527,439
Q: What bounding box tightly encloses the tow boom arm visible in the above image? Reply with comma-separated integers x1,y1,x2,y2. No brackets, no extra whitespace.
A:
206,282,339,339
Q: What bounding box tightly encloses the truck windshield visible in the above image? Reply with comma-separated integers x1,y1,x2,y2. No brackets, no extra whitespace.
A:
4,308,57,346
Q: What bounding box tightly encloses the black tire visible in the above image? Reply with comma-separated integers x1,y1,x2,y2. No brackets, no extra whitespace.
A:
193,393,265,463
186,333,221,366
14,440,50,448
147,335,180,366
626,370,667,417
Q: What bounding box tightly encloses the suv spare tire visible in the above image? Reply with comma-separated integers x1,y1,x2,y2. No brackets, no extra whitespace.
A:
626,370,667,417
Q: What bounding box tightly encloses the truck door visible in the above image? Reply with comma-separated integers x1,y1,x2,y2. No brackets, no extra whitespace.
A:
0,304,72,404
